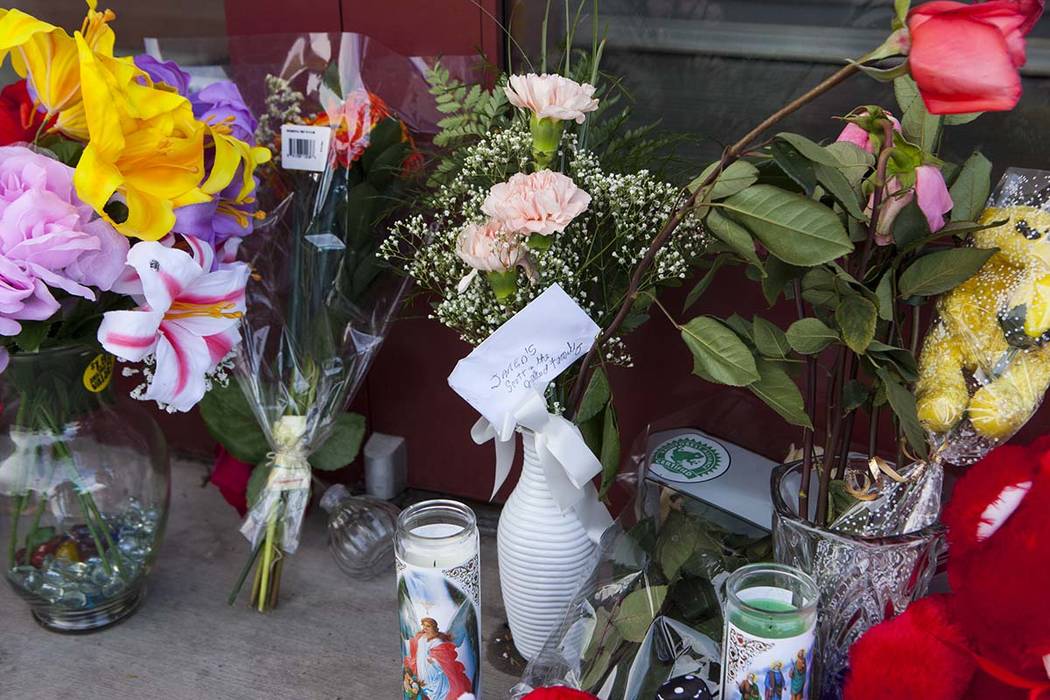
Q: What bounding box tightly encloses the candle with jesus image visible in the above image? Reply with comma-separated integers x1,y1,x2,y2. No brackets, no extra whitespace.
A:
396,500,481,700
721,563,819,700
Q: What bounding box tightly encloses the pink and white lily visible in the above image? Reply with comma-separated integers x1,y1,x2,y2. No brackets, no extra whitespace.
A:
98,236,249,412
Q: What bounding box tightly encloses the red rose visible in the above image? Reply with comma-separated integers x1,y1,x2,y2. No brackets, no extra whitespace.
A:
0,80,52,145
522,688,598,700
907,0,1045,114
210,445,254,516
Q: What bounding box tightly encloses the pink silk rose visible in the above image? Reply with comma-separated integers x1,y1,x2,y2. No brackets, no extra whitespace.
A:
481,170,591,237
907,0,1045,114
0,146,128,335
836,112,902,154
874,165,954,245
504,74,599,124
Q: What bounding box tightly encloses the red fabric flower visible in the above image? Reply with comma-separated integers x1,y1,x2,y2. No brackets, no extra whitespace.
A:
0,80,52,145
907,0,1045,114
522,688,599,700
210,445,254,516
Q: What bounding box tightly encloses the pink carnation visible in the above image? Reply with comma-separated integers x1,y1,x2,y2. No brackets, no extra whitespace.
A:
481,170,591,237
456,219,528,272
0,146,128,335
504,74,599,124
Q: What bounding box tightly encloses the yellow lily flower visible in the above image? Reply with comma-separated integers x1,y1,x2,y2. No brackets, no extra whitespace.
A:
200,122,272,200
0,1,117,141
73,33,206,241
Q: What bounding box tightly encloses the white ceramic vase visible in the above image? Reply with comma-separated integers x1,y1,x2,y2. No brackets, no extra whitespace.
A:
497,429,596,660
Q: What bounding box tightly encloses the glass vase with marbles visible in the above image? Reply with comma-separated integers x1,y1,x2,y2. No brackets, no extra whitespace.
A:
1,347,169,632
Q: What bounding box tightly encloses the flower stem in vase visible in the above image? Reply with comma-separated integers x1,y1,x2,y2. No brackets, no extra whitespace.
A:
254,501,284,612
7,493,26,566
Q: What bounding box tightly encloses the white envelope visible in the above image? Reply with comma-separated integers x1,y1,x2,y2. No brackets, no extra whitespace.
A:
448,284,600,432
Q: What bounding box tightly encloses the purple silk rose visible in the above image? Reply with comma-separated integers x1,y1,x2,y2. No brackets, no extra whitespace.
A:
133,54,191,96
0,146,129,335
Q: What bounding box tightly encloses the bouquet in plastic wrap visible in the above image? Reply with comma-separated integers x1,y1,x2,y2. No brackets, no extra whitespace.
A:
190,33,431,611
916,167,1050,465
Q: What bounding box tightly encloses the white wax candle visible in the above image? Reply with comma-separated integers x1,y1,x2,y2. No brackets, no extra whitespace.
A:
398,522,479,569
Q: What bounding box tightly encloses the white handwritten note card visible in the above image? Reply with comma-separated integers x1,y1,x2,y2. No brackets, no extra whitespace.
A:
448,284,600,430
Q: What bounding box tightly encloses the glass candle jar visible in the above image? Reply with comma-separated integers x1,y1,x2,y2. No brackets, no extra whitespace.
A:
395,500,481,699
721,563,820,700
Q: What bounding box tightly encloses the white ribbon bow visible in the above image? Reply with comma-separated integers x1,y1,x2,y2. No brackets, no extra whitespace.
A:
471,390,613,544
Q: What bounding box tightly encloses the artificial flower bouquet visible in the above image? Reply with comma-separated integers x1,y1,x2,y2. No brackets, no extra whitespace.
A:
0,1,268,613
195,33,425,611
382,55,707,494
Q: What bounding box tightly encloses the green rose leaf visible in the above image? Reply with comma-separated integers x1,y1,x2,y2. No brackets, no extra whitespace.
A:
761,258,805,305
786,318,839,355
898,247,997,298
949,151,992,222
748,358,812,429
814,163,867,221
311,412,367,471
246,463,272,509
841,379,871,412
835,294,878,354
599,402,621,498
683,254,731,312
875,271,895,321
876,368,930,459
775,133,842,166
753,317,791,359
656,509,699,580
771,141,817,195
724,313,755,344
680,316,760,386
721,185,853,266
895,75,941,150
612,585,669,643
824,142,875,186
705,209,763,273
689,160,760,201
199,382,270,465
577,366,611,424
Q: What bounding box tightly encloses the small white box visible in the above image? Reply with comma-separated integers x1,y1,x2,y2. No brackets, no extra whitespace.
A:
646,428,777,530
364,432,407,501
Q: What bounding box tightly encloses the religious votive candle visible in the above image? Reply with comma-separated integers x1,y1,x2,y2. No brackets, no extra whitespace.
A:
721,563,819,700
395,500,481,699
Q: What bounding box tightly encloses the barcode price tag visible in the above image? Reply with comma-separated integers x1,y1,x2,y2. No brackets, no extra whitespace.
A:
280,124,332,172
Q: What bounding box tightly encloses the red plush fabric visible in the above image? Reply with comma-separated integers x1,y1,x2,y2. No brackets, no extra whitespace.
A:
845,596,973,700
522,689,599,700
845,439,1050,700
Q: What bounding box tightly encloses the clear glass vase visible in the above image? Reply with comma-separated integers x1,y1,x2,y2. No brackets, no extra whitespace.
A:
0,346,169,632
770,460,944,699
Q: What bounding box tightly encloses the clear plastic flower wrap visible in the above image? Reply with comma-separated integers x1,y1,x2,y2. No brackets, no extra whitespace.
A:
140,32,479,611
915,167,1050,466
510,404,774,699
